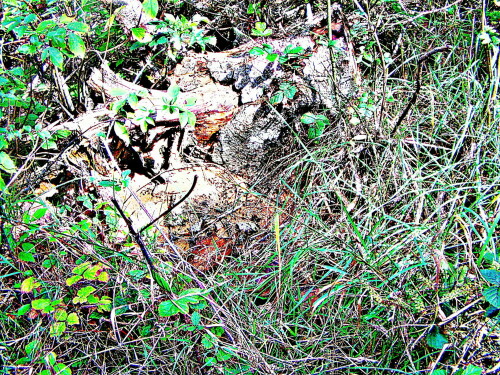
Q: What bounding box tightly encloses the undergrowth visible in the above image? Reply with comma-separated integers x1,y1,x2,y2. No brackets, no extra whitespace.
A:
1,0,499,374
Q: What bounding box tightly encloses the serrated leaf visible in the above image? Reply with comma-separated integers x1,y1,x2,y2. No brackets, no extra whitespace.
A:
426,326,448,349
142,0,158,18
483,286,500,308
66,275,82,286
0,151,16,173
463,364,483,375
72,262,91,275
97,271,109,282
202,334,214,349
21,277,41,293
158,300,180,317
481,269,500,285
49,322,66,337
114,121,130,146
77,286,96,298
54,308,68,321
191,311,201,326
301,113,316,124
67,21,89,33
25,340,40,356
68,33,85,58
18,252,35,262
270,91,284,105
32,299,51,310
172,298,190,314
83,264,101,280
131,27,146,41
66,312,79,325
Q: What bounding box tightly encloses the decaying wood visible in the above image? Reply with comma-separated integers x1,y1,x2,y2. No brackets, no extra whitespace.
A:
49,5,359,271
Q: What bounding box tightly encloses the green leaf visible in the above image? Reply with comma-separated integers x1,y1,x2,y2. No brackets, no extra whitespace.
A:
426,326,448,349
158,300,180,317
77,286,96,298
32,299,51,310
483,286,500,308
53,363,72,375
72,262,91,275
254,22,266,32
270,91,284,105
45,352,57,367
25,340,40,357
47,47,64,70
68,33,85,58
179,111,196,127
205,357,217,366
249,47,266,56
114,121,130,146
281,83,297,99
173,298,190,314
430,370,447,375
17,304,31,316
32,208,47,220
21,277,41,293
21,242,35,252
300,113,317,124
0,151,16,173
67,21,89,33
36,19,56,32
67,312,80,325
191,311,201,325
308,121,326,140
142,0,159,18
109,87,129,97
216,348,233,361
131,27,146,40
266,53,278,62
18,252,35,262
97,271,109,282
83,264,101,280
481,269,500,285
202,334,214,349
462,365,483,375
66,275,82,286
54,308,68,321
166,84,180,103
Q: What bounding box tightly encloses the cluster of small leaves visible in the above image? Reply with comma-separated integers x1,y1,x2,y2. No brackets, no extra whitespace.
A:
249,43,307,65
3,1,89,70
158,288,208,317
300,113,330,140
131,5,216,61
270,82,297,105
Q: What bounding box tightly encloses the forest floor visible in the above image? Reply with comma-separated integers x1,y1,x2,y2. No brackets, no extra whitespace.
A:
1,1,499,374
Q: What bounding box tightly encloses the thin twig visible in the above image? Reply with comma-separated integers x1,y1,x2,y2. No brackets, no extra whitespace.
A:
390,45,451,137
